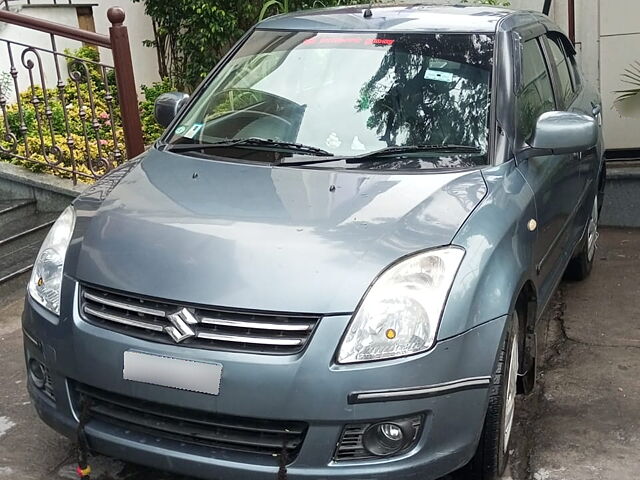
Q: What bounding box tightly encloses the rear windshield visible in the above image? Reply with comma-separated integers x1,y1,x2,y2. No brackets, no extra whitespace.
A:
168,30,494,169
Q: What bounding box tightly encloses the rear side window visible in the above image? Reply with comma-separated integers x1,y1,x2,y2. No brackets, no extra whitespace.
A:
567,49,582,89
547,36,575,107
517,39,556,142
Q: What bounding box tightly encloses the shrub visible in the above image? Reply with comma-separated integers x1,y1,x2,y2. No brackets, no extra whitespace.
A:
140,77,174,144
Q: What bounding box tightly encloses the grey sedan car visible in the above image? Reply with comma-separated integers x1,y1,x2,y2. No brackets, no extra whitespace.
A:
23,4,604,480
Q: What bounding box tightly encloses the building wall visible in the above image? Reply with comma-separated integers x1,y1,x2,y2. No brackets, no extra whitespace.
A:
0,1,160,99
93,1,160,91
573,0,599,91
0,6,82,93
598,0,640,151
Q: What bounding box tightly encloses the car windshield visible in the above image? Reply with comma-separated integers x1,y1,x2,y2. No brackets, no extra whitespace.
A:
167,30,494,169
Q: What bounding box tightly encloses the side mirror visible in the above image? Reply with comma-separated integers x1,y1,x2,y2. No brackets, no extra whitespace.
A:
530,111,598,155
154,92,190,128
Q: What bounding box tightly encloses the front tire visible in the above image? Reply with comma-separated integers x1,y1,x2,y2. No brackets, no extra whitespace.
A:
463,313,520,480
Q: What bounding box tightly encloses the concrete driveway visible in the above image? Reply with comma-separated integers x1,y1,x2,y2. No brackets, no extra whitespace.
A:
1,228,638,480
527,228,640,480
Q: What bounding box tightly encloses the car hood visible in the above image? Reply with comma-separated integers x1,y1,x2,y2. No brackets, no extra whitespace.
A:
69,149,487,313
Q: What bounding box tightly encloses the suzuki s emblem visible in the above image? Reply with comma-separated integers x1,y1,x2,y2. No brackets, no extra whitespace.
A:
165,308,198,342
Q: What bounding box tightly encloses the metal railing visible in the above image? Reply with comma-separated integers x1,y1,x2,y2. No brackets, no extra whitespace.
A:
0,7,144,184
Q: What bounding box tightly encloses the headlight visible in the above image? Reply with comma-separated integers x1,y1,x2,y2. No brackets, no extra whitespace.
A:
28,206,76,315
337,247,465,364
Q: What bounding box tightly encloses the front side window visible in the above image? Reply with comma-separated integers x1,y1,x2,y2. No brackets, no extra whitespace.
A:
167,30,495,169
547,36,575,107
517,38,556,142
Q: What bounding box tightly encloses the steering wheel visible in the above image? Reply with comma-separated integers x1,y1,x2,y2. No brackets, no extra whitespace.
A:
239,110,294,129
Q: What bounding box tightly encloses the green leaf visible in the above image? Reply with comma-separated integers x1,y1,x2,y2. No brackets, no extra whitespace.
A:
621,70,640,82
615,60,640,104
615,88,640,103
259,0,284,20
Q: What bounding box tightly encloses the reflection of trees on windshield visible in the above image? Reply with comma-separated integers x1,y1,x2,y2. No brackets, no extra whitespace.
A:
355,34,494,150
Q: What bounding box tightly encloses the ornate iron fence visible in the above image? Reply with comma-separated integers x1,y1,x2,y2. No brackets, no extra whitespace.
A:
0,7,144,184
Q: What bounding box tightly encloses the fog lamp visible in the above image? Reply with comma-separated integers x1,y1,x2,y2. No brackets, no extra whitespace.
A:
381,423,402,440
363,420,415,456
29,358,46,389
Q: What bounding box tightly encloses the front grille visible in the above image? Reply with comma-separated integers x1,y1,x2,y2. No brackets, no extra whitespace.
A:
71,381,307,460
79,285,320,354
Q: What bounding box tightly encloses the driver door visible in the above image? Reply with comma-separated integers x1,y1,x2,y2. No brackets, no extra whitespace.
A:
514,36,582,305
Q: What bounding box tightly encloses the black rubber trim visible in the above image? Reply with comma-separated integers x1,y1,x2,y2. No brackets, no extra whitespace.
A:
22,328,42,351
348,376,492,404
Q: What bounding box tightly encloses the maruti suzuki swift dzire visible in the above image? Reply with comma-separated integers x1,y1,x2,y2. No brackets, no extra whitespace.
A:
23,4,604,480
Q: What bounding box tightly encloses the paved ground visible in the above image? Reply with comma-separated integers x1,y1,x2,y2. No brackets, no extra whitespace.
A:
527,229,640,480
0,228,638,480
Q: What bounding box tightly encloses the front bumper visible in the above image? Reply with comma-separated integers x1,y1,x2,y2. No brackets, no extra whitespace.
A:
23,280,508,480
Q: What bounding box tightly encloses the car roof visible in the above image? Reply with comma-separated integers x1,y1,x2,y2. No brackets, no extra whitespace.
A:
256,3,515,34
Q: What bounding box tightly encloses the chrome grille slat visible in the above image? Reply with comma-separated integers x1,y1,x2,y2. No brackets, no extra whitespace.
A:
199,316,313,332
196,331,303,346
83,305,165,332
83,291,166,317
79,285,321,354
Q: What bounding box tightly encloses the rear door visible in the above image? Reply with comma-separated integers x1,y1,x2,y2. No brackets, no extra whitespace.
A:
514,36,582,305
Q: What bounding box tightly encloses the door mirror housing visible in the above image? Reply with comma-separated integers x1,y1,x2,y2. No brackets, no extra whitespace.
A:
527,111,598,156
154,92,190,128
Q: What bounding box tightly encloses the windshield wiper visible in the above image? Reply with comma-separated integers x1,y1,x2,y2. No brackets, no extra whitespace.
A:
344,144,482,163
165,137,334,157
279,144,482,166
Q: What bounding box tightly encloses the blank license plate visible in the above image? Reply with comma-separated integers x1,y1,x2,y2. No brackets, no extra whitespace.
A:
123,351,222,395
